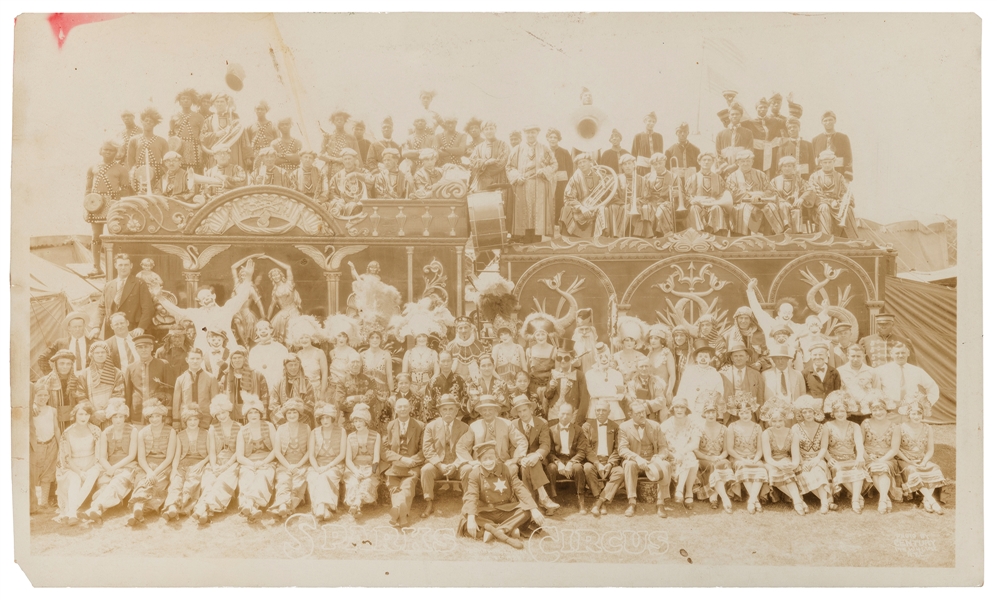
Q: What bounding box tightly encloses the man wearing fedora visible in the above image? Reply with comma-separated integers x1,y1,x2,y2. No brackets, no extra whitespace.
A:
456,394,527,481
763,344,806,404
457,440,544,550
546,403,588,514
124,334,172,425
381,397,425,528
607,400,671,518
90,253,154,341
510,394,560,515
38,311,94,377
583,400,621,515
420,394,470,518
720,340,766,422
859,312,916,369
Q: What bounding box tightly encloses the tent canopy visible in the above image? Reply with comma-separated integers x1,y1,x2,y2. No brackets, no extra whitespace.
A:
857,218,955,273
29,253,101,305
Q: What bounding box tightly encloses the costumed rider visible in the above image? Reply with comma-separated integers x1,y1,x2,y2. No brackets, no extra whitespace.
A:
457,440,545,550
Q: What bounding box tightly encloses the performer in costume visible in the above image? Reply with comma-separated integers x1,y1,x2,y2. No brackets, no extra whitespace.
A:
169,89,205,172
685,152,733,235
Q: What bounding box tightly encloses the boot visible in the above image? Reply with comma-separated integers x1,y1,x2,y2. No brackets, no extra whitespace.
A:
537,487,560,515
577,495,586,515
420,499,434,519
624,501,637,517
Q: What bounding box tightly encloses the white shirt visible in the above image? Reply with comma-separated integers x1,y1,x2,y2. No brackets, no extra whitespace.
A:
70,336,88,371
559,428,571,454
596,421,609,456
875,362,939,407
114,335,137,372
399,418,409,436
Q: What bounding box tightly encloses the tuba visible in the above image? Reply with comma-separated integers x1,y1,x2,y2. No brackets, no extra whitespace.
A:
567,104,610,153
836,188,854,227
580,165,620,211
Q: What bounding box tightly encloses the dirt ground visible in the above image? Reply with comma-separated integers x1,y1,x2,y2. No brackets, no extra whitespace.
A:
28,426,957,567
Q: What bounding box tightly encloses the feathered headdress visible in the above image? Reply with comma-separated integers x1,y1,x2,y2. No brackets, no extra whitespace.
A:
323,313,361,347
389,297,451,342
614,315,650,350
466,263,516,322
286,315,322,347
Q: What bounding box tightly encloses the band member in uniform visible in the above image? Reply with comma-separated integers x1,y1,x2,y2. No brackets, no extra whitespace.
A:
644,153,678,236
249,147,291,187
354,121,371,170
631,112,664,176
560,153,602,240
380,397,425,527
201,148,247,199
412,148,444,198
123,334,172,424
372,148,410,199
807,150,858,238
769,155,816,234
469,120,511,192
126,108,170,193
246,101,278,169
664,122,700,175
686,151,733,235
617,154,655,238
507,125,557,243
811,110,853,181
747,97,787,177
291,150,327,201
319,109,361,167
859,313,916,368
714,103,754,175
270,118,303,169
85,141,132,275
158,151,196,201
365,116,401,171
420,394,470,518
727,149,782,235
598,129,630,174
169,89,205,172
779,117,816,183
547,128,574,226
435,116,467,166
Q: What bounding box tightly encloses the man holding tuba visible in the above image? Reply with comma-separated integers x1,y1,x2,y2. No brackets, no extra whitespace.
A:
726,148,782,236
807,150,858,238
559,153,607,240
327,148,368,215
617,154,655,238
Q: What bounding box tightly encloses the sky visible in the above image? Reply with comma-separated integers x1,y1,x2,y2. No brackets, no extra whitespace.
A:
11,12,980,237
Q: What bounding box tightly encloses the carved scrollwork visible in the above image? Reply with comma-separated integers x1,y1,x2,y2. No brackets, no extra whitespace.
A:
105,194,199,235
193,192,326,235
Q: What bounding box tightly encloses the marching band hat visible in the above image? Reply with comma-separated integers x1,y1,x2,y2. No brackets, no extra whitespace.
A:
822,110,837,120
50,348,77,364
619,154,636,165
779,155,798,166
875,313,896,321
727,340,749,355
817,149,837,162
381,147,400,158
339,148,359,158
314,402,338,419
721,89,738,99
768,344,794,359
419,148,438,160
716,108,730,126
476,394,501,410
757,97,770,106
163,151,182,161
63,311,88,329
383,116,394,125
209,394,234,417
646,111,658,120
511,394,534,411
769,92,783,104
770,324,794,338
473,440,497,457
524,124,541,133
436,394,459,409
676,121,689,131
133,334,156,346
609,128,622,140
728,102,745,115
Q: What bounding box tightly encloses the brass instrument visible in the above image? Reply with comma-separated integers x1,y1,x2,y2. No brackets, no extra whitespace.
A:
836,188,854,227
668,156,688,215
187,167,225,204
143,148,153,194
580,165,620,212
627,172,639,216
567,104,610,153
339,170,368,201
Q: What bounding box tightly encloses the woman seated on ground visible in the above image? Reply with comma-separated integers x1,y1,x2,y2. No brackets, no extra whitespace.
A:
128,399,177,526
660,397,701,510
825,392,871,514
55,402,102,525
791,394,833,514
84,398,138,522
193,394,241,524
307,402,347,521
726,393,767,514
694,399,735,513
761,404,808,516
163,404,210,521
896,396,947,515
343,403,381,519
861,394,902,514
235,394,278,522
272,398,311,519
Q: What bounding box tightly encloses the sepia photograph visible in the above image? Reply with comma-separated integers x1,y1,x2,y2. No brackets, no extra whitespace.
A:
6,10,983,587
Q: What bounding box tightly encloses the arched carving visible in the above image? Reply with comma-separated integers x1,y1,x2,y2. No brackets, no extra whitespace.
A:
184,185,339,235
513,256,617,334
620,254,752,306
767,253,878,304
513,256,617,300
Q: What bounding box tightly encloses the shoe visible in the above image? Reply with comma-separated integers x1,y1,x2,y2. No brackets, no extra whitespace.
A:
624,503,636,518
165,506,179,521
600,506,607,515
420,500,434,519
323,508,333,521
710,499,719,510
577,497,586,515
66,515,79,526
590,500,604,518
348,506,360,520
684,498,694,510
196,512,209,525
820,501,829,515
794,502,807,516
723,501,733,515
657,505,668,519
277,504,290,519
240,506,252,518
932,499,945,515
828,502,839,512
133,504,145,522
852,500,863,514
483,530,494,543
747,501,756,515
508,527,521,539
249,508,262,523
84,507,101,522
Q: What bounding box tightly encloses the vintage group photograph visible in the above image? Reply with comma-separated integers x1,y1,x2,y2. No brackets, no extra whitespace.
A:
7,11,982,587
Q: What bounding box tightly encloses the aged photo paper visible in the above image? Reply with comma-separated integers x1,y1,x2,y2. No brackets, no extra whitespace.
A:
8,11,983,587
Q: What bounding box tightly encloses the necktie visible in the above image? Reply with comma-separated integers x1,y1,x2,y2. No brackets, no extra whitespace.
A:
114,278,125,307
73,340,83,371
899,366,907,401
192,370,200,409
735,369,743,389
781,371,788,395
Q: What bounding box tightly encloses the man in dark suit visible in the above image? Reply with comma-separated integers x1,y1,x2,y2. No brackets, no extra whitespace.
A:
615,401,671,518
720,341,766,422
631,112,664,176
124,334,172,424
381,397,425,528
802,343,842,402
545,403,588,513
37,311,93,376
420,394,470,518
90,253,154,340
510,394,559,515
544,340,583,422
104,312,139,372
585,399,622,517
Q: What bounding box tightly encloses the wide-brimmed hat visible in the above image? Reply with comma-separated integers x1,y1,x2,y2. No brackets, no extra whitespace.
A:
510,394,534,412
643,461,664,482
436,394,459,409
476,394,501,410
62,311,89,330
727,340,749,355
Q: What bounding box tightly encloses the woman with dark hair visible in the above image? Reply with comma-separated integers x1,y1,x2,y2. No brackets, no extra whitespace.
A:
361,330,394,398
163,404,210,521
861,396,903,514
54,402,102,525
491,326,527,385
307,402,347,521
343,403,381,519
272,398,310,519
671,325,696,392
897,397,947,514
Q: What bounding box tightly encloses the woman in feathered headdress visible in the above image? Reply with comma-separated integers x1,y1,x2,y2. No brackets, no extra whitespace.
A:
613,315,650,383
324,313,361,387
392,298,448,399
520,313,559,400
287,315,327,396
466,262,518,336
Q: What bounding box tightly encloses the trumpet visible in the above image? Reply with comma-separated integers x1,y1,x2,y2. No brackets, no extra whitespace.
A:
668,156,688,214
626,172,639,216
835,189,854,228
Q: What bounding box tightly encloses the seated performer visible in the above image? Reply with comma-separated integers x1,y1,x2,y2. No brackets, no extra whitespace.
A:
617,154,655,238
560,153,603,240
584,400,622,516
612,401,671,518
162,404,210,521
327,148,367,215
726,149,782,236
769,155,816,234
807,150,858,238
201,148,246,199
457,440,545,550
643,153,678,236
191,394,241,524
380,397,425,528
510,394,559,515
249,147,290,187
305,402,347,522
545,403,588,514
291,150,327,201
372,148,411,199
420,394,470,518
685,151,733,235
412,148,444,198
158,151,196,201
455,394,527,480
270,398,311,519
343,403,382,519
84,399,138,522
